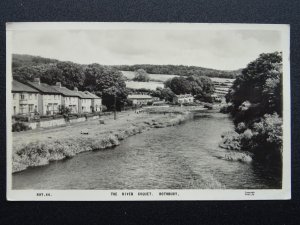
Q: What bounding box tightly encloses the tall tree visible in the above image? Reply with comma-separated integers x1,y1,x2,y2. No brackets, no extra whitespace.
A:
226,52,282,122
166,77,192,95
56,62,85,89
84,64,128,110
133,69,150,82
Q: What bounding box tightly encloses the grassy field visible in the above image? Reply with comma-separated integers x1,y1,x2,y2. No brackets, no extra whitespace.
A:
121,71,178,82
125,81,164,90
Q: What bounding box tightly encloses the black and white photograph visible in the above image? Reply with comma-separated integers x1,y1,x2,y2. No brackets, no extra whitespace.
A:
6,23,290,200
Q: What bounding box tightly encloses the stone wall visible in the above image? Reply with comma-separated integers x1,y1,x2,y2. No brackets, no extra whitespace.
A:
39,118,66,128
69,117,86,123
23,115,100,130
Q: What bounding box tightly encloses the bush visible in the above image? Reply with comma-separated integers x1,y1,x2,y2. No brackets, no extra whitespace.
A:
239,129,254,151
93,111,102,116
53,114,64,119
197,94,213,103
12,122,31,132
68,114,79,119
84,113,94,118
102,105,107,112
40,115,54,119
12,115,29,122
39,115,54,121
252,113,283,148
235,113,282,162
236,122,247,133
182,102,198,106
220,104,234,114
58,105,71,115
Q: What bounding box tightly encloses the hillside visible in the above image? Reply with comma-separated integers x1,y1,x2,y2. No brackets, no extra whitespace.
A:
12,54,59,68
12,54,241,79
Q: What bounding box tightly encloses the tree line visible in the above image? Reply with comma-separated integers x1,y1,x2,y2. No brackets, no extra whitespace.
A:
12,54,217,109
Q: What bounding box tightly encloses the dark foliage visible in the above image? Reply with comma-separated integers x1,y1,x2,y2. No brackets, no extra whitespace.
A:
12,122,31,132
226,52,282,123
165,75,215,102
225,52,283,164
150,87,176,102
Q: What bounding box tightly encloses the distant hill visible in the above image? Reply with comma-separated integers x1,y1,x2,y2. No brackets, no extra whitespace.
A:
12,54,241,79
114,64,242,79
13,54,59,68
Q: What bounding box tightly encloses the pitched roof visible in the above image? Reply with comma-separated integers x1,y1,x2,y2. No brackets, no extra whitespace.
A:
77,91,94,99
128,94,152,99
27,81,60,94
52,86,81,97
84,91,101,99
12,80,39,93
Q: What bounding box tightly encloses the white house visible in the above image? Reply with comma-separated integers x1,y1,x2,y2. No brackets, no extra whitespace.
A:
27,78,62,115
84,91,102,112
52,82,81,113
173,94,194,104
74,89,93,113
128,94,153,105
12,80,39,115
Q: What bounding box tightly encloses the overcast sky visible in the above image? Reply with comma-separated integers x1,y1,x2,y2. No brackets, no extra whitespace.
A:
11,29,282,70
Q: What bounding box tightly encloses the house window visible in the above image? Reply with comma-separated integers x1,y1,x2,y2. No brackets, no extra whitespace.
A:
13,106,16,115
13,94,16,99
20,104,27,114
21,94,25,100
29,94,32,100
47,104,52,115
29,104,34,112
53,103,58,112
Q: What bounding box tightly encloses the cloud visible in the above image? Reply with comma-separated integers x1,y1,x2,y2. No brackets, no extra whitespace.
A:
11,28,282,70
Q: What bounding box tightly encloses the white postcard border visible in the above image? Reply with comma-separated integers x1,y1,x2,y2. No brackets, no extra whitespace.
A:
6,22,291,201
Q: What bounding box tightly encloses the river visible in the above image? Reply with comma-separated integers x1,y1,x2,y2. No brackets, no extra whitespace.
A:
12,112,281,189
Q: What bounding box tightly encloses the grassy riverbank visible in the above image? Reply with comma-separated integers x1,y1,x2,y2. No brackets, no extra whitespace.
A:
12,108,196,173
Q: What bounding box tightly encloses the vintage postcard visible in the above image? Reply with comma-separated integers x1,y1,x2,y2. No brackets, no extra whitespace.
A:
6,22,290,200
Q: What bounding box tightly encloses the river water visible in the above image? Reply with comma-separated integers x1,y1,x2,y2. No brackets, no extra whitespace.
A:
12,112,281,189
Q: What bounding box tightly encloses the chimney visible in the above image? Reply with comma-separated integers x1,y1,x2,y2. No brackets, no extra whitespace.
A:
74,87,78,92
33,78,40,85
55,82,61,87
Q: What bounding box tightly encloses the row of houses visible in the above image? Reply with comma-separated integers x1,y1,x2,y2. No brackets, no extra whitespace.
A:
12,78,102,116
